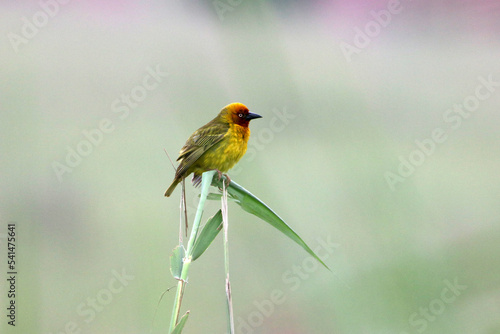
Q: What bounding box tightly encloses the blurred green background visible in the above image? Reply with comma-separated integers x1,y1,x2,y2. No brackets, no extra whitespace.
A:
1,1,500,333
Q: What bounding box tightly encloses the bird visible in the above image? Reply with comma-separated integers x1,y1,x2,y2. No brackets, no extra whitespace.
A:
165,102,262,197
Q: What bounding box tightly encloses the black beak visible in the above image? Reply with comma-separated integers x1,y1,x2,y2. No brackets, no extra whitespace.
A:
246,112,262,120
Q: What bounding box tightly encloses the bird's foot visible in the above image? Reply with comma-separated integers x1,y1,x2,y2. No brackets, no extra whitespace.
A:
193,170,231,188
211,169,231,189
222,173,231,186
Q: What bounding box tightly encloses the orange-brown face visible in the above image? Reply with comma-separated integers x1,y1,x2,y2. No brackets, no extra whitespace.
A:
227,103,262,127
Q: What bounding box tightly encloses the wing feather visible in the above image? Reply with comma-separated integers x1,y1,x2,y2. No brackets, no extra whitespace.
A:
174,123,228,178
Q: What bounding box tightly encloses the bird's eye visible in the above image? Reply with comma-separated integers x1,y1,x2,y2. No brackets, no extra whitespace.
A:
238,113,244,118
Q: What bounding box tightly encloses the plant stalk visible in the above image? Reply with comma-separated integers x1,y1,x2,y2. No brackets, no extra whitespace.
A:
168,171,216,333
221,180,234,334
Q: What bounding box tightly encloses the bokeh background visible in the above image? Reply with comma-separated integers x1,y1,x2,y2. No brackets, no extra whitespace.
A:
1,1,500,333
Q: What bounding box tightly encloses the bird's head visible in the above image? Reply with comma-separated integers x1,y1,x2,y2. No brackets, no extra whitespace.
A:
220,102,262,127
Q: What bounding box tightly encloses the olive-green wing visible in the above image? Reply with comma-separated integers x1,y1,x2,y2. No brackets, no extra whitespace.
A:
175,124,228,178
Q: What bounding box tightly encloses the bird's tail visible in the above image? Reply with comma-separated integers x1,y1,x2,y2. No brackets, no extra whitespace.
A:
164,179,181,197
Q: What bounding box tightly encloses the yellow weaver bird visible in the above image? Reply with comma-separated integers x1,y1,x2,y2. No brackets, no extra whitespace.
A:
165,102,262,197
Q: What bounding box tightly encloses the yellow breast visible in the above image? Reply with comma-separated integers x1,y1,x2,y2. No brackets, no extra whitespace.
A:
193,124,250,173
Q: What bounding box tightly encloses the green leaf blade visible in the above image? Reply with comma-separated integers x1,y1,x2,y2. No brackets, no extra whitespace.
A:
171,311,190,334
170,246,185,280
212,177,330,270
191,210,223,261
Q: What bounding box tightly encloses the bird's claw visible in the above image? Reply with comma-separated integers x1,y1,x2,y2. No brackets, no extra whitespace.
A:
213,169,231,189
223,173,231,186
